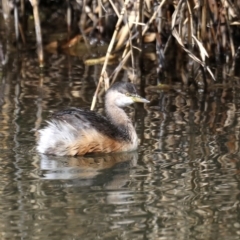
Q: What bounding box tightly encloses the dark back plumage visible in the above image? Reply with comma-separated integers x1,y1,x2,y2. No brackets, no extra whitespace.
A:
52,107,131,141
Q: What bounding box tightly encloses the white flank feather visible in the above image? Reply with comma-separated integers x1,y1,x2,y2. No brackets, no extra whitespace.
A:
37,120,79,156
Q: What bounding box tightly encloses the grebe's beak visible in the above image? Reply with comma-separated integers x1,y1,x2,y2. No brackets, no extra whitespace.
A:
131,94,150,103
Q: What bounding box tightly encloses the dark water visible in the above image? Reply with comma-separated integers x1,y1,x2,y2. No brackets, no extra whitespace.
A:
0,51,240,239
1,51,240,240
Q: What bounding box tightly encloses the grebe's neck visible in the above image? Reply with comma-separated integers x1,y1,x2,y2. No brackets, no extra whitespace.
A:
105,102,137,142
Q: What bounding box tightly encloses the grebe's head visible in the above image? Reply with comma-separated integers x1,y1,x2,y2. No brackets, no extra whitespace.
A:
105,82,149,108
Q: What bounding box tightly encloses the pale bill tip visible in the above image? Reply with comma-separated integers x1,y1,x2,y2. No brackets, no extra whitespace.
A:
133,95,150,103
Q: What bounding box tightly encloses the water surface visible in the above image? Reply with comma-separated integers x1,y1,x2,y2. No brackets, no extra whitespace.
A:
0,52,240,240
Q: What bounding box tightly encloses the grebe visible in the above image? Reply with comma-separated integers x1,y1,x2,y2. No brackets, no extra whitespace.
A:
37,82,149,156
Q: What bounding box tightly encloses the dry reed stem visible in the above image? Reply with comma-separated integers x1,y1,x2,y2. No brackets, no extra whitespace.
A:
186,0,193,47
109,0,120,17
14,1,19,42
192,35,208,62
129,1,140,71
231,21,240,25
119,0,166,55
178,2,185,38
222,0,238,19
169,0,216,81
85,5,98,26
98,0,103,19
79,1,91,53
113,0,167,82
90,0,130,110
29,0,44,66
172,28,215,80
128,22,135,71
80,0,87,29
172,0,183,29
225,12,235,58
145,0,151,12
20,0,25,16
114,1,142,52
111,50,131,82
115,12,135,50
67,0,71,36
201,0,207,40
2,0,11,20
18,23,26,44
142,0,167,35
84,54,116,65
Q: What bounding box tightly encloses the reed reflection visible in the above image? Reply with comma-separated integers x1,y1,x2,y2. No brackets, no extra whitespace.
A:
39,151,138,181
141,86,240,239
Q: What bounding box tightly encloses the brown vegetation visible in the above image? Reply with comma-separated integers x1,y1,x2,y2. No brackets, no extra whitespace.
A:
1,0,240,97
